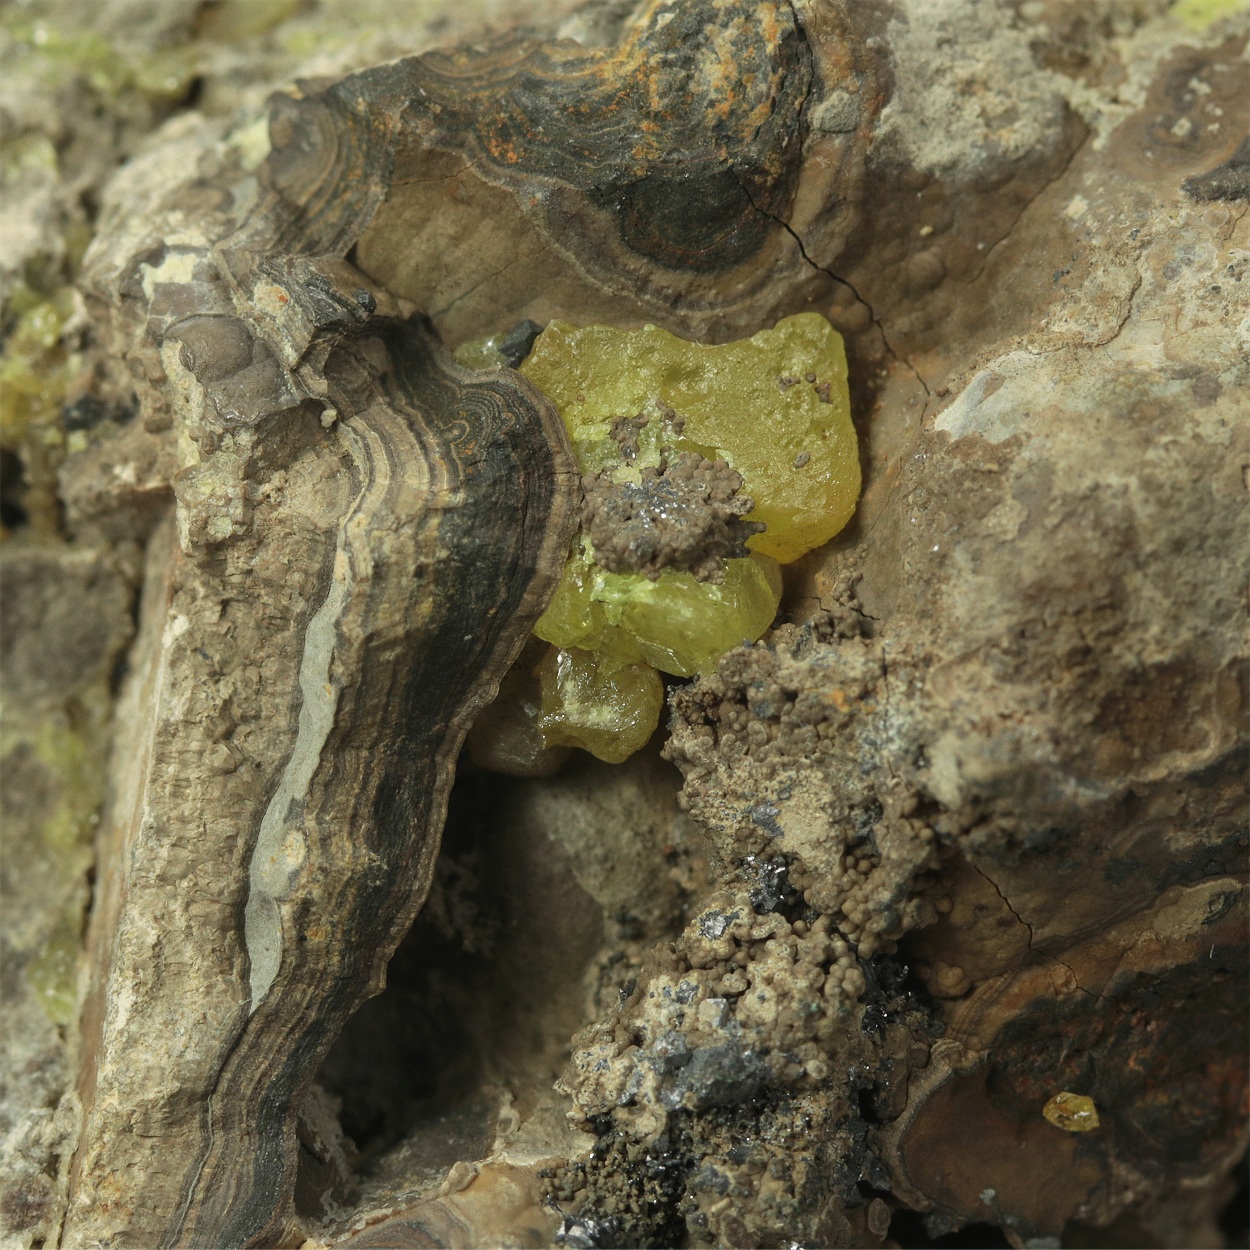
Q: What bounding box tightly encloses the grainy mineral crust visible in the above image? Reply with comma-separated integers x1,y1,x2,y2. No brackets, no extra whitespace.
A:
581,451,763,584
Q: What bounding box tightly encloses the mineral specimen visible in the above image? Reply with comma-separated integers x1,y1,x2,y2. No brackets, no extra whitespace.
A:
522,315,859,564
519,314,859,760
1042,1091,1101,1133
1,0,1244,1247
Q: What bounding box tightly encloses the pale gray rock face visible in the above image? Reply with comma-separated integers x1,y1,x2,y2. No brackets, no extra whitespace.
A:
873,0,1074,179
1,1,1246,1248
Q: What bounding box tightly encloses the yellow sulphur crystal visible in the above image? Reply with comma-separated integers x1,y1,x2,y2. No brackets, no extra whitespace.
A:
521,313,859,563
536,647,665,765
535,539,783,680
484,313,860,763
1042,1091,1100,1132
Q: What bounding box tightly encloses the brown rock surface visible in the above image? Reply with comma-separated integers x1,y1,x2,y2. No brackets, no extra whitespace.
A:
0,0,1246,1247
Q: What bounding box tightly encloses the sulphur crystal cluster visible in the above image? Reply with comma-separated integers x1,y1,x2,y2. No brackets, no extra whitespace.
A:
473,313,859,766
534,540,784,680
522,315,860,563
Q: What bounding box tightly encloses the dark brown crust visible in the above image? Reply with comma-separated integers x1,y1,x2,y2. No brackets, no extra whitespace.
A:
169,323,577,1247
876,885,1248,1241
67,204,576,1250
397,0,809,274
249,0,835,343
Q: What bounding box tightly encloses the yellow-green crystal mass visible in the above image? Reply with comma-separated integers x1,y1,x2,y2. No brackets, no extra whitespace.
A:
27,911,82,1027
0,284,78,448
537,540,783,679
521,313,859,563
536,647,665,765
508,314,858,763
1,713,107,1024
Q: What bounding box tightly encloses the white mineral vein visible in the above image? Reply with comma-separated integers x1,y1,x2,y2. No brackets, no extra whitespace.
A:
244,423,370,1011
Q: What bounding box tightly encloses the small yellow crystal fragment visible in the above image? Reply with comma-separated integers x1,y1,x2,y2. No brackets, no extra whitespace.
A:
537,647,664,764
0,284,77,446
521,314,859,563
536,540,783,679
1042,1091,1100,1132
453,336,508,371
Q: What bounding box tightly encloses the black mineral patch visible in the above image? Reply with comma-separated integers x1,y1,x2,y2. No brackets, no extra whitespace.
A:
743,854,792,913
1183,136,1250,202
494,318,545,368
60,395,113,432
